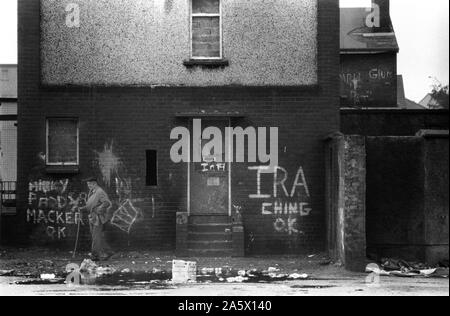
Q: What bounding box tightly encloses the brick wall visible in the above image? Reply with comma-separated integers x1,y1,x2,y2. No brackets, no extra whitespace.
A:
340,53,397,107
366,133,449,264
13,0,340,254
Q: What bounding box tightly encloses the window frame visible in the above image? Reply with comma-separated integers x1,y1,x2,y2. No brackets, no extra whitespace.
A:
45,118,80,166
190,0,223,60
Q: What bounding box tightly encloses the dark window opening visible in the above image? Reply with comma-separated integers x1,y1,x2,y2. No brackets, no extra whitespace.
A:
146,150,158,186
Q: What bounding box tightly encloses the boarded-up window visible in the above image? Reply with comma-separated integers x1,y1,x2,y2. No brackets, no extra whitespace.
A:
46,118,79,165
191,0,221,59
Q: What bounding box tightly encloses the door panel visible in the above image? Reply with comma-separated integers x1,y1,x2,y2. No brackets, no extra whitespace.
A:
190,119,229,215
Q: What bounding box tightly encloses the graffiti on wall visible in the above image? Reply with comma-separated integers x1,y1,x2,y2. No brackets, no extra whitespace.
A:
248,166,312,235
27,180,87,240
340,67,394,106
110,200,140,234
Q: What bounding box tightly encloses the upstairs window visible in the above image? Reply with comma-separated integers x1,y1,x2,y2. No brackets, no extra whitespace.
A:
191,0,222,59
46,118,79,166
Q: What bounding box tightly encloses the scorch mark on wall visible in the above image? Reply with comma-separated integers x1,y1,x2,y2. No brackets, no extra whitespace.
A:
94,141,121,188
94,141,143,234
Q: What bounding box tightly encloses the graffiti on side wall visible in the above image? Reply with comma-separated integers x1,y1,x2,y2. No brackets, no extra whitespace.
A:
249,166,312,235
27,177,143,239
340,67,394,106
27,180,87,240
110,200,140,234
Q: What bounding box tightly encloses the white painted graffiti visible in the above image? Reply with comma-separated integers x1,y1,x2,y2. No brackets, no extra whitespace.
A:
29,179,69,194
273,216,300,236
27,179,87,240
110,200,140,234
249,166,312,235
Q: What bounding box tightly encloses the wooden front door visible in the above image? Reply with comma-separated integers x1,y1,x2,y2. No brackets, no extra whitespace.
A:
190,119,230,215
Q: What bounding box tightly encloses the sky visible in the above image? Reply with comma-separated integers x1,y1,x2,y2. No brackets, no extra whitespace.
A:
0,0,449,102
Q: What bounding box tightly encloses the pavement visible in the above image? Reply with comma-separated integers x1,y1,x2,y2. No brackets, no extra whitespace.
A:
1,247,449,296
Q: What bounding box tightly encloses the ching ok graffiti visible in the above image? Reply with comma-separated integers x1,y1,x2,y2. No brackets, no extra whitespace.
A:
249,166,312,235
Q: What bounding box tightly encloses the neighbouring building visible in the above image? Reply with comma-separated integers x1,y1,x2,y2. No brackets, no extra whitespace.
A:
340,0,398,108
10,0,340,257
419,93,448,110
0,65,18,226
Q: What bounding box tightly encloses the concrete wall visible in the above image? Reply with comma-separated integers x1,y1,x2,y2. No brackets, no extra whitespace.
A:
340,53,397,107
341,109,449,136
41,0,318,87
13,0,341,254
325,134,366,272
423,133,449,263
366,133,449,264
327,132,448,266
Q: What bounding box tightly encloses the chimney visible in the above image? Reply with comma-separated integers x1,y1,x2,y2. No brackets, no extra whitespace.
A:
372,0,391,31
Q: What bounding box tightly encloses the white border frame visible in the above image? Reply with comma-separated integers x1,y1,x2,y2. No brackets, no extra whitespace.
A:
190,0,223,60
46,118,79,166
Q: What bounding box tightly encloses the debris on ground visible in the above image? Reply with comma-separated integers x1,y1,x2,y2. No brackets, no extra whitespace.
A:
1,248,344,284
288,273,309,280
172,260,197,283
15,278,66,285
40,274,56,280
226,276,248,283
366,259,449,278
79,259,98,273
78,259,116,279
0,270,15,276
319,260,333,266
381,258,429,272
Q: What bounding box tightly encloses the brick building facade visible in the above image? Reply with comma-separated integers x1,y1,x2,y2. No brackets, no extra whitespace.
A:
10,0,340,256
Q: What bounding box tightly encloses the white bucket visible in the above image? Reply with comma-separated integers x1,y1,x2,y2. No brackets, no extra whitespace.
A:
172,260,197,283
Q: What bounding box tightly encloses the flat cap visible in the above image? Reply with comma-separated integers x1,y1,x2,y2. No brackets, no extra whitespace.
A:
83,177,98,183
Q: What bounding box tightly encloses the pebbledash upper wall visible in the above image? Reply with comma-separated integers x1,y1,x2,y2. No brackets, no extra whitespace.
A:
40,0,318,87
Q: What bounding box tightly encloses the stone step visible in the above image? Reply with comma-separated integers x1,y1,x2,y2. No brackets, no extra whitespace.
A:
188,240,233,250
188,232,232,242
189,223,232,233
189,215,231,225
186,249,234,257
